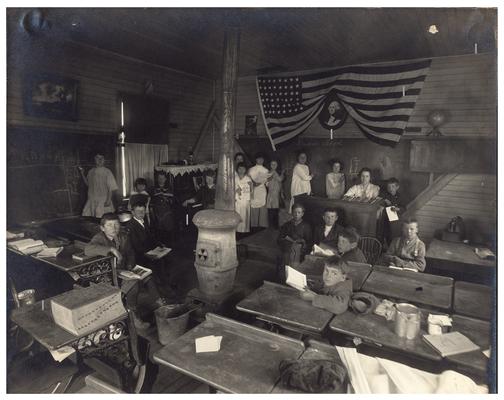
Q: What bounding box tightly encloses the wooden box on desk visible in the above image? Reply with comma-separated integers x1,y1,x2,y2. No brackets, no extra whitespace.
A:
51,283,126,336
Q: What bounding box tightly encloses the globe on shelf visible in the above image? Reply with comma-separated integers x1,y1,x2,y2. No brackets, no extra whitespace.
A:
426,110,447,136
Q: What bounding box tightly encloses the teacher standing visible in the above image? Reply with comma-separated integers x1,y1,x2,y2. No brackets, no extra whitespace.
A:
80,153,118,218
290,151,313,213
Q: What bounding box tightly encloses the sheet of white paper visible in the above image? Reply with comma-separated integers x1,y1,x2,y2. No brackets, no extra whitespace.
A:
195,335,222,353
483,349,491,358
386,207,399,222
311,244,336,257
50,345,76,362
285,265,307,291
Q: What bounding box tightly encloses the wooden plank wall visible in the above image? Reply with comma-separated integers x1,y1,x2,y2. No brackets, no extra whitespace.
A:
7,39,214,161
231,52,496,140
416,174,496,244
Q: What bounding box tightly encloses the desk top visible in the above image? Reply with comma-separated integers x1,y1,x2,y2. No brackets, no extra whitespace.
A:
362,266,454,310
236,281,334,333
8,243,112,273
426,239,495,268
11,298,127,351
329,308,442,362
447,314,491,375
153,313,305,394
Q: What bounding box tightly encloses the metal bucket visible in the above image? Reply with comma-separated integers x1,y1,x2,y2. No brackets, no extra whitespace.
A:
17,289,36,307
155,304,191,345
394,303,421,340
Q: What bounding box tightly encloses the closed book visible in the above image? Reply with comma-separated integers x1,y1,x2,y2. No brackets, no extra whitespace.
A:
72,252,94,263
422,331,480,357
51,283,126,336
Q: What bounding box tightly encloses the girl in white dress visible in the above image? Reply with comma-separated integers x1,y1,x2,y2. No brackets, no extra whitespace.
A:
344,167,380,200
235,163,252,233
326,159,346,199
248,153,272,229
290,151,313,212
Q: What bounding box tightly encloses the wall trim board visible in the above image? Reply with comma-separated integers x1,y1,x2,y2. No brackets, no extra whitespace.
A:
237,52,496,80
66,39,214,82
404,173,458,218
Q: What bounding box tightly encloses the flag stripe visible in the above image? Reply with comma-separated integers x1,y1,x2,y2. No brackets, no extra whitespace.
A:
257,59,431,148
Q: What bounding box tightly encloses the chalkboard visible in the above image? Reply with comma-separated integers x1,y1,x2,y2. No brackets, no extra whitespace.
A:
410,139,496,173
7,127,116,224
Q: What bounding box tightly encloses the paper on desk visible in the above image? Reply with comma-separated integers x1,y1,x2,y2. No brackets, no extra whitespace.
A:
483,348,491,358
285,265,307,291
428,314,452,327
195,335,222,353
385,207,399,222
50,345,76,362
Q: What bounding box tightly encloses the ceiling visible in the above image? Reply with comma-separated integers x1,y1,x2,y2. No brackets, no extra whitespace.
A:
7,8,497,79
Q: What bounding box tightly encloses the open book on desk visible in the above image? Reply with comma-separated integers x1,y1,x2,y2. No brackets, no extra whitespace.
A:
119,265,152,280
285,265,307,291
474,247,496,261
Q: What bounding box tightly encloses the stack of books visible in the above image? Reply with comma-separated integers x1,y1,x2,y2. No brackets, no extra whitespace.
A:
8,238,45,255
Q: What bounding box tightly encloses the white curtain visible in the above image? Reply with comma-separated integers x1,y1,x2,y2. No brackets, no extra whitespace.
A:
119,143,169,195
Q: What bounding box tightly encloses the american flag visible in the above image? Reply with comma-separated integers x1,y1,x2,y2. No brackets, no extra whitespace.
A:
256,59,432,149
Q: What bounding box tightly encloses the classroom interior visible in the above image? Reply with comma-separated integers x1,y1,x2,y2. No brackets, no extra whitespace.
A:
5,7,497,395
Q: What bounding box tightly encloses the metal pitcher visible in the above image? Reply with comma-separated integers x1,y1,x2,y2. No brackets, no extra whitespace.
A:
394,303,421,340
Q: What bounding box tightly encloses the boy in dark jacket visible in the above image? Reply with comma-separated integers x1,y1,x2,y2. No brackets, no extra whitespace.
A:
299,256,352,315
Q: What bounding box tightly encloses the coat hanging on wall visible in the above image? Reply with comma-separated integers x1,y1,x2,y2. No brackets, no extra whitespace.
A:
256,59,432,150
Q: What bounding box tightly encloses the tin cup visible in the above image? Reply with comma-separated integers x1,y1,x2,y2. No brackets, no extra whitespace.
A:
394,303,421,340
17,289,36,307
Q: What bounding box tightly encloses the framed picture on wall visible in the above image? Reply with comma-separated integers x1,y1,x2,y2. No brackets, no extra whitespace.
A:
23,74,79,121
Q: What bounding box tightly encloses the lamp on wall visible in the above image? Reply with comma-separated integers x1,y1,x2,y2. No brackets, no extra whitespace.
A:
426,110,447,137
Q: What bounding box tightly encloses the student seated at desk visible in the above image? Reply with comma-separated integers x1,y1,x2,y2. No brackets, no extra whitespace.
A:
183,169,216,210
299,256,352,315
312,207,343,250
128,177,151,224
85,213,164,329
381,217,426,272
337,227,367,263
278,203,313,266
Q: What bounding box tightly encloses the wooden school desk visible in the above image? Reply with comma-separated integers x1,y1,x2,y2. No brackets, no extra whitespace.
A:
153,313,305,394
425,239,495,285
446,314,491,379
10,288,143,392
362,266,454,311
8,243,117,289
235,280,334,337
328,306,442,362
